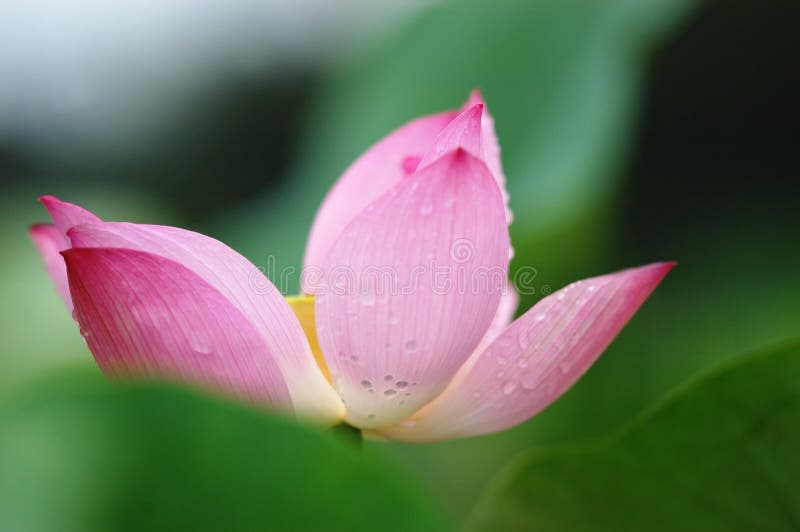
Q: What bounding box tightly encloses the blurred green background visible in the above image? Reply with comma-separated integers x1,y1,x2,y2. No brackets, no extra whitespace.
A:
1,0,798,530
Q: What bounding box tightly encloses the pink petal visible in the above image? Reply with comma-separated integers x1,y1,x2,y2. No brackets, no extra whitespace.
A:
39,195,101,235
302,110,458,278
380,262,674,442
473,282,519,356
461,90,512,225
29,223,73,311
30,195,103,311
315,149,510,429
67,221,344,423
417,104,483,171
64,247,292,408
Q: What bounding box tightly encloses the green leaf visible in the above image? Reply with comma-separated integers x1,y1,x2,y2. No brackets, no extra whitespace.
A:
469,342,800,531
0,373,447,532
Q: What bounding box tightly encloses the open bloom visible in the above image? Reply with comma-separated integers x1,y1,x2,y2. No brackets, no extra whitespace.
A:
30,91,672,442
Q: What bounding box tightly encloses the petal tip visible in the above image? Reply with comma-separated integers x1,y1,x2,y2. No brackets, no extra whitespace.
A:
465,88,485,107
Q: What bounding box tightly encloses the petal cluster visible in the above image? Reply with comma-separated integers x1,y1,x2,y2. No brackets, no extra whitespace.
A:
31,92,672,441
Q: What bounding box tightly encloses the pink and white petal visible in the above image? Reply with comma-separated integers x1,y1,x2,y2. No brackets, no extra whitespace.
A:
66,221,344,423
39,195,102,235
302,110,457,277
472,282,519,356
461,90,512,225
29,223,73,311
64,247,292,408
380,262,674,442
417,104,483,170
315,149,510,429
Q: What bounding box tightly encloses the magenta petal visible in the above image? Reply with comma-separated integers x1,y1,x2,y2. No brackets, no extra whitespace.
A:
29,223,73,310
67,221,344,422
302,110,458,277
39,195,101,235
315,149,510,429
65,247,292,408
380,262,674,442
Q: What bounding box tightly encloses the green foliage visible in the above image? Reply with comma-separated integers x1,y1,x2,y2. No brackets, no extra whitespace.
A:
469,342,800,531
0,373,447,532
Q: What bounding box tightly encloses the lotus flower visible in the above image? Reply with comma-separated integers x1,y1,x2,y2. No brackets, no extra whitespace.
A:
30,91,672,442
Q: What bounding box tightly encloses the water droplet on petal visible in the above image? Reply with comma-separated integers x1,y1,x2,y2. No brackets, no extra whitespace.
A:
503,381,517,395
517,331,530,350
396,381,408,389
388,313,400,325
384,374,393,381
368,413,376,420
521,373,537,390
361,379,372,389
189,336,210,355
360,292,376,307
404,340,418,353
384,389,397,397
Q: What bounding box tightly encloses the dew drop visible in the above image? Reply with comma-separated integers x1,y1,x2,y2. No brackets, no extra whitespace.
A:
517,358,529,369
517,331,530,350
384,374,393,381
520,373,537,390
396,381,408,389
368,414,376,420
503,381,517,395
384,389,397,397
360,292,376,307
535,313,546,322
189,336,210,355
388,313,400,325
361,379,372,389
350,355,360,363
404,340,418,353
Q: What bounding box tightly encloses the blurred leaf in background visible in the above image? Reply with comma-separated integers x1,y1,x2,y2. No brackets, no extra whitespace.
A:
0,372,448,532
469,341,800,531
